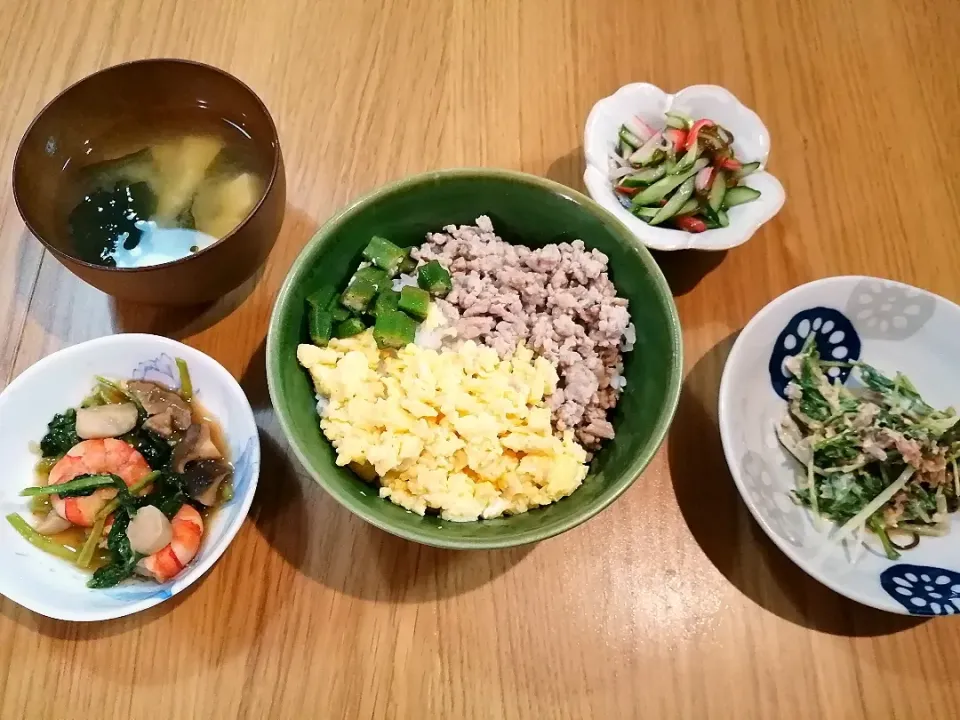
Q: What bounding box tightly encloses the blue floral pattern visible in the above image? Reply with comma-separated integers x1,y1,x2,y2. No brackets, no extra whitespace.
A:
104,583,174,604
229,436,258,505
880,565,960,615
132,353,182,391
768,307,862,399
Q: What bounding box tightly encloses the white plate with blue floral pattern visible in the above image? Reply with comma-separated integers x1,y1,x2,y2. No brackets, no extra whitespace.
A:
0,334,259,621
720,276,960,615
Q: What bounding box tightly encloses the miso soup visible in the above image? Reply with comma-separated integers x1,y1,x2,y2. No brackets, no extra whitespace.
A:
60,109,270,269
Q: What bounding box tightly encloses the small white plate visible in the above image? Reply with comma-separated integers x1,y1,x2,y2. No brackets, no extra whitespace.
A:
720,276,960,615
0,334,259,622
583,83,785,252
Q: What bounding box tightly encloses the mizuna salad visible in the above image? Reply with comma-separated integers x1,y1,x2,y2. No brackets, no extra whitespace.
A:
776,336,960,560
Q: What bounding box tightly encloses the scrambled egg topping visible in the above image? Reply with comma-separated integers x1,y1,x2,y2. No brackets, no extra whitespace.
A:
297,329,588,521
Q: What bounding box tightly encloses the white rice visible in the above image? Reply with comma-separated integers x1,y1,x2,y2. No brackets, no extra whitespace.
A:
621,322,636,352
392,273,419,292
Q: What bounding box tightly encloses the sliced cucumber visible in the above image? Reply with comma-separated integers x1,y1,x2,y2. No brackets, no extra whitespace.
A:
649,177,696,226
708,170,727,213
664,110,693,129
619,127,641,150
619,165,666,187
676,137,700,172
631,206,659,220
629,132,664,166
718,209,730,227
722,185,762,208
735,161,761,179
677,198,699,215
631,158,709,207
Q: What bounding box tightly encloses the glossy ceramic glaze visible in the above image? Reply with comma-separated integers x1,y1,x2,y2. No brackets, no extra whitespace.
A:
12,59,285,305
584,83,785,252
267,168,682,549
720,276,960,614
0,334,260,621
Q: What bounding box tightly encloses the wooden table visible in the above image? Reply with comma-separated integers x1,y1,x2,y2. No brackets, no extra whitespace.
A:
2,0,959,717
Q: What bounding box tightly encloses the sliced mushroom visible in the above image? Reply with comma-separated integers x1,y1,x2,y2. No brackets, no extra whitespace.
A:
127,380,192,436
76,402,139,439
34,509,72,535
171,423,222,473
183,458,233,505
142,409,179,438
126,505,173,555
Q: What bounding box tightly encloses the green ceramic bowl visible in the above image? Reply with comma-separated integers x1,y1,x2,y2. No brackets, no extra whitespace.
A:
267,168,682,549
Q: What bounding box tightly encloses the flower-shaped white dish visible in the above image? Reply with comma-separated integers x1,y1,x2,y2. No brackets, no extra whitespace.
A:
719,276,960,615
583,83,785,252
0,334,260,622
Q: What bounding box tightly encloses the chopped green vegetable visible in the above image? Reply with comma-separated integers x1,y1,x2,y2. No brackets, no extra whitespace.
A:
664,111,692,130
95,470,160,522
734,161,761,179
398,286,431,321
631,158,708,207
176,357,193,402
362,236,407,276
150,472,188,519
373,289,401,317
6,513,79,562
649,177,695,226
618,127,641,150
618,165,666,187
373,310,418,349
722,186,762,208
87,512,142,589
335,317,367,338
29,494,52,514
398,251,417,275
77,514,107,569
331,307,351,322
39,409,79,459
306,285,337,311
308,306,334,347
94,376,142,411
20,473,119,498
353,266,391,293
708,170,727,214
417,260,452,297
340,276,379,313
121,428,171,470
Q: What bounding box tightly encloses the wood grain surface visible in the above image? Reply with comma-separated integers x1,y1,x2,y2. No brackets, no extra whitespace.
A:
1,0,959,718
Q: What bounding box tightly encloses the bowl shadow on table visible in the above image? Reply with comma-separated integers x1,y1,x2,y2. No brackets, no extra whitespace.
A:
669,332,926,638
240,341,533,604
108,203,315,338
650,249,726,297
545,148,587,195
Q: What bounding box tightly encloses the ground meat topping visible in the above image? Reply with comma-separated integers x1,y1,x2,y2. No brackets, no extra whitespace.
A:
413,216,632,449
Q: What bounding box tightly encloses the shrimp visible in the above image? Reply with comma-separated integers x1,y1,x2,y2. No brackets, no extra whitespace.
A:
48,438,152,527
137,505,203,582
